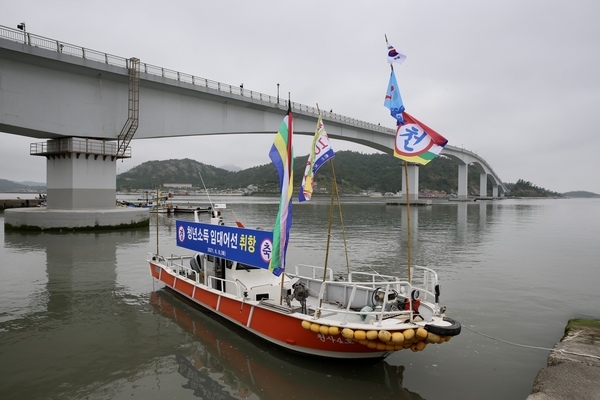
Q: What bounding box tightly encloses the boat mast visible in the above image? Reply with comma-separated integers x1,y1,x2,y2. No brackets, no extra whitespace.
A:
386,34,411,283
315,105,350,317
403,160,412,283
155,187,159,255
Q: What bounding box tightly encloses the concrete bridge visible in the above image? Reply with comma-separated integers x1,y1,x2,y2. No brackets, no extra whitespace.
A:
0,25,506,229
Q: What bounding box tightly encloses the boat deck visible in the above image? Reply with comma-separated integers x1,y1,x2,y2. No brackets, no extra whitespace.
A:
150,252,440,330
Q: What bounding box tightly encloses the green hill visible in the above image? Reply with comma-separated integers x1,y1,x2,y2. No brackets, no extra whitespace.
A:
0,178,46,192
503,179,563,198
562,191,600,198
116,152,567,198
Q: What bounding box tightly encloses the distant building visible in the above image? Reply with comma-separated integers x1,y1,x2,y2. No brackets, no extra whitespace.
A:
163,183,193,188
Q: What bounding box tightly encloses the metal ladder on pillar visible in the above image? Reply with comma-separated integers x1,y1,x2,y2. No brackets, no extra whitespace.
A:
116,57,140,157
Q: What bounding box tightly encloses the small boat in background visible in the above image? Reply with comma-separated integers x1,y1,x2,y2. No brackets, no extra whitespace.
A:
172,205,212,214
117,189,174,213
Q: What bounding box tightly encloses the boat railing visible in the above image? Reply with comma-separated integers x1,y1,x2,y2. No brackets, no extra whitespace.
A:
347,271,403,284
207,276,244,298
248,282,278,292
410,265,439,305
160,254,192,269
290,264,334,281
311,279,417,326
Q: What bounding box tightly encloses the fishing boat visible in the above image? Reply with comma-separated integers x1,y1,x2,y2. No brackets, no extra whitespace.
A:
147,203,460,360
118,190,173,213
148,67,461,359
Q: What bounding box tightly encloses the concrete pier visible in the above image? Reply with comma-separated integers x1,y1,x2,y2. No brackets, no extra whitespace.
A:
4,207,149,231
0,198,44,210
527,319,600,399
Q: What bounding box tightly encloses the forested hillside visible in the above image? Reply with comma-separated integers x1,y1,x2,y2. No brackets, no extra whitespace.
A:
115,151,565,197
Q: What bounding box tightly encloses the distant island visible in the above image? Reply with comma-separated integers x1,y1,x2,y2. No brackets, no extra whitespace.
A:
562,191,600,198
2,152,599,198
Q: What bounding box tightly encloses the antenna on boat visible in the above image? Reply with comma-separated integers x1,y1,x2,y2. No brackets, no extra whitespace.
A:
196,166,214,210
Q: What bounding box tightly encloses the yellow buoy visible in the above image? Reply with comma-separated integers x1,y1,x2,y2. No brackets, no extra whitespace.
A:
341,328,354,339
367,341,378,349
427,332,442,344
319,325,330,335
310,323,321,333
301,320,311,330
394,344,404,351
416,327,428,340
444,336,452,342
359,339,369,345
354,330,367,341
391,331,405,344
416,341,427,351
378,330,392,343
328,326,340,336
403,328,415,341
376,342,386,351
410,343,419,352
385,344,395,351
366,330,379,340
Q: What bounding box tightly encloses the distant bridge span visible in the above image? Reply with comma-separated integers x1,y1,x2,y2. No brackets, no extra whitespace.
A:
0,25,506,214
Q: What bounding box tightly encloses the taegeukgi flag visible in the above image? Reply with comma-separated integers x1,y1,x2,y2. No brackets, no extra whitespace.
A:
298,115,335,202
268,105,294,276
387,42,407,65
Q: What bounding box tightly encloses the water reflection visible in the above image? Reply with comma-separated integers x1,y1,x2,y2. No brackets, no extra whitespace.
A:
3,228,150,319
0,228,154,399
150,289,425,400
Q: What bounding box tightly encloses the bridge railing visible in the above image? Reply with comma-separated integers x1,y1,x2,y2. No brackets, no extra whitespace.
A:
30,138,131,159
0,24,392,134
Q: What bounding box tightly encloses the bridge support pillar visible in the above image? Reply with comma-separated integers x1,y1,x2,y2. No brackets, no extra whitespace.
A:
401,164,420,201
479,173,488,198
46,151,117,210
4,138,149,231
457,163,469,200
492,184,498,197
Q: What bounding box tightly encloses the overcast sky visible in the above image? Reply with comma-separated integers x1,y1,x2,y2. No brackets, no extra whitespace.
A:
2,0,599,194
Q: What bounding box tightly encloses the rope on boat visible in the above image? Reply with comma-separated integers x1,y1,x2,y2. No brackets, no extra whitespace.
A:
327,233,379,275
463,325,600,360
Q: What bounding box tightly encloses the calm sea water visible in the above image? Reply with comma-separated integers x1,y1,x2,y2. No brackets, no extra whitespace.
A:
1,196,599,400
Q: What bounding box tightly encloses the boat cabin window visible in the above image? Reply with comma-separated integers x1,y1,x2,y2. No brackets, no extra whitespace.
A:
236,263,260,271
226,260,234,269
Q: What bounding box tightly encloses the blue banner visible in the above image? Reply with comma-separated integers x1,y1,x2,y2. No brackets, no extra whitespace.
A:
176,220,274,269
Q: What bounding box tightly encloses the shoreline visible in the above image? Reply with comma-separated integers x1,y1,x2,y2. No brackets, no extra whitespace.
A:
527,319,600,399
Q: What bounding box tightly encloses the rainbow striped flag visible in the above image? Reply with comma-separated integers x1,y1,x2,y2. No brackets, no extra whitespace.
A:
393,112,448,165
268,105,294,276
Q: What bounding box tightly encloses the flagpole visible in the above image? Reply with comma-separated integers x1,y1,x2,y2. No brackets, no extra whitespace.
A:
331,162,350,274
279,92,292,305
156,187,160,255
403,160,412,283
386,34,411,282
314,105,349,317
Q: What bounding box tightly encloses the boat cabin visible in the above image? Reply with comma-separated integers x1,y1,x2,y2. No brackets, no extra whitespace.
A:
189,252,285,302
